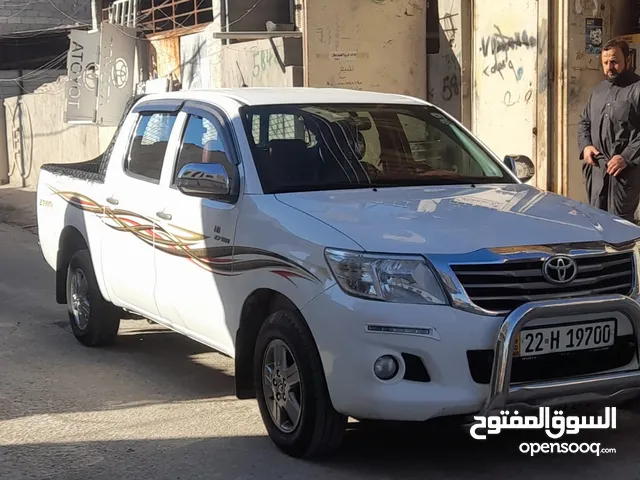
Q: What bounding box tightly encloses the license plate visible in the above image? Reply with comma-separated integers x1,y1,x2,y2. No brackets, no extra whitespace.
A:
514,319,617,357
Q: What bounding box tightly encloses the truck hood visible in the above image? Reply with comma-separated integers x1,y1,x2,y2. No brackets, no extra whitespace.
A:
275,184,640,254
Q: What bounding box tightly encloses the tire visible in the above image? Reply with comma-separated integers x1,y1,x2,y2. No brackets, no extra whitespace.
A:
66,249,121,347
253,309,348,459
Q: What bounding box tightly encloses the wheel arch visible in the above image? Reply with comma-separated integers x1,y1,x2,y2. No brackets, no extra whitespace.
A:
234,288,311,399
56,226,89,304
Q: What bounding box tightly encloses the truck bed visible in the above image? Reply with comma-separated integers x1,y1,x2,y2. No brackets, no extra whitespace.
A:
40,93,146,185
40,155,107,183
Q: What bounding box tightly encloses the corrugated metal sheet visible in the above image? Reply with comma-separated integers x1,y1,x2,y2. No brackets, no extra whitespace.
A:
0,69,66,99
148,36,181,83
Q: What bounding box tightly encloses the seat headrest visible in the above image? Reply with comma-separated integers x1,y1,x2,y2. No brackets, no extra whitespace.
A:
268,139,308,158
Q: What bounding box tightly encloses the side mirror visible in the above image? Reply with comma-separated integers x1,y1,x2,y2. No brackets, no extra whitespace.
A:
504,154,535,183
176,162,234,199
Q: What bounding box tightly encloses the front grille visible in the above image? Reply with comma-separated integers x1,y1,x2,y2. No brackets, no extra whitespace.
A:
451,252,635,313
467,333,637,384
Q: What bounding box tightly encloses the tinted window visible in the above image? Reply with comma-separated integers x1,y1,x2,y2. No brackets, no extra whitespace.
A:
249,111,317,148
173,113,228,184
240,103,513,194
126,112,177,182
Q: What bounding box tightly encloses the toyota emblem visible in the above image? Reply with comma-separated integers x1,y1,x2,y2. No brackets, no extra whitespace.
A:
542,255,578,284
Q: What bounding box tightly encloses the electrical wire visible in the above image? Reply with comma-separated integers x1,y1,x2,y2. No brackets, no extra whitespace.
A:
0,52,67,84
109,0,266,41
0,0,36,20
0,0,284,85
45,0,93,25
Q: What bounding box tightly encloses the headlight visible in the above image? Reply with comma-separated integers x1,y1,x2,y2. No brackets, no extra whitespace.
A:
324,248,449,305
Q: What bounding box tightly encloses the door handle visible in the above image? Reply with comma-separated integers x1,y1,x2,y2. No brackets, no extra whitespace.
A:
106,197,119,205
156,211,172,221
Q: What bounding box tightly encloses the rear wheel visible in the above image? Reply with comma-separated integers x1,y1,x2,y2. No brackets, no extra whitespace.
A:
66,249,121,347
254,309,347,459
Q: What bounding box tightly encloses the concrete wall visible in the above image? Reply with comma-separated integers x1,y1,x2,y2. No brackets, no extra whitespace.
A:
0,0,92,34
429,0,552,190
5,76,116,190
149,25,303,91
221,38,303,88
0,70,66,99
427,0,465,121
303,0,426,99
472,0,540,171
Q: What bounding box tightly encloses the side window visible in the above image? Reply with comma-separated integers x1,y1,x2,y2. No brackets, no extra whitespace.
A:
269,114,317,146
172,113,229,184
126,112,177,183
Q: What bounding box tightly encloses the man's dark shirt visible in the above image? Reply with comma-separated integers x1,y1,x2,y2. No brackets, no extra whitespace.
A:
578,71,640,166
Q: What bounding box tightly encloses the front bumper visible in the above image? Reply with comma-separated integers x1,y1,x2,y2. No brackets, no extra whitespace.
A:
301,286,640,421
481,293,640,416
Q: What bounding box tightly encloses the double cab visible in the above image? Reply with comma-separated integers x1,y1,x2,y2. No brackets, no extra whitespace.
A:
36,87,640,458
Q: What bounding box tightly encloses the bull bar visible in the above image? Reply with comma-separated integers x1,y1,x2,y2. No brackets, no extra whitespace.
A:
480,293,640,416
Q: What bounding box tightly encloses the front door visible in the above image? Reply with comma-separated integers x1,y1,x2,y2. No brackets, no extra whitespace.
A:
101,109,179,318
153,106,241,354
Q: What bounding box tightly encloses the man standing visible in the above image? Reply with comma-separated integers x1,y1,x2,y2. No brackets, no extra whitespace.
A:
578,39,640,223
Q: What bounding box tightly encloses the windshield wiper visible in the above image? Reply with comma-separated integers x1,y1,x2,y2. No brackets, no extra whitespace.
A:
274,182,389,193
271,177,509,194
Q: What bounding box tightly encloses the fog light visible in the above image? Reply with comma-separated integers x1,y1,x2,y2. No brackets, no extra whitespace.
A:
373,355,399,380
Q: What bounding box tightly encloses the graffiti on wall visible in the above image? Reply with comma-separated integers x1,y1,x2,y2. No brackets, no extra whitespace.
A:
222,40,291,88
472,0,539,167
477,24,537,109
480,25,536,81
252,48,277,78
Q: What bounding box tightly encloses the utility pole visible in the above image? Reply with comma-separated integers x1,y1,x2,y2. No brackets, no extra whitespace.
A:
91,0,103,32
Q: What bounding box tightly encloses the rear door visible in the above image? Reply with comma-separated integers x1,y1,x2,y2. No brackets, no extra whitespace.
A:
100,102,181,318
152,102,242,353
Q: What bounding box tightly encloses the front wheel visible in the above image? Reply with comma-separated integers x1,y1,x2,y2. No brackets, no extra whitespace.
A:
254,309,347,459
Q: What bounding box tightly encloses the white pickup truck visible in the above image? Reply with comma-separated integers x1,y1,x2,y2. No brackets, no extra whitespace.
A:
37,87,640,458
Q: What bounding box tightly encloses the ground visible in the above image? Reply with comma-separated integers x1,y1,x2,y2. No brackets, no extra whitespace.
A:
1,186,640,479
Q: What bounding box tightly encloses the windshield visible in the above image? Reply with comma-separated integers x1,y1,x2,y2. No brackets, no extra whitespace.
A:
239,103,516,194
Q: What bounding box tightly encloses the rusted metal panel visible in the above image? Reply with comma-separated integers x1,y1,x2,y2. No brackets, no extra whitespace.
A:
146,23,208,41
148,35,181,83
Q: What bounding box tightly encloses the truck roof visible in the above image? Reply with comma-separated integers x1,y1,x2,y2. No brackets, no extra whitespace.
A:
140,87,429,107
